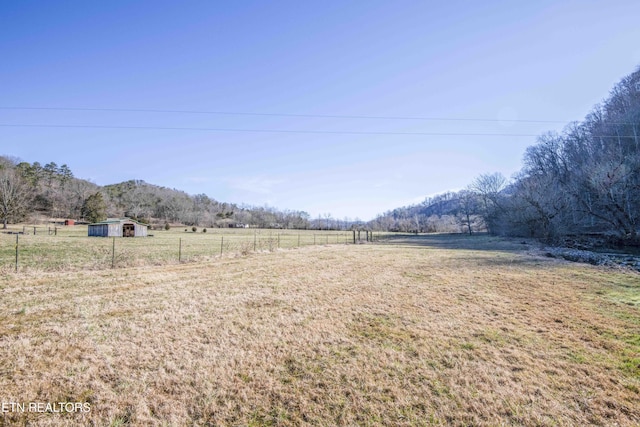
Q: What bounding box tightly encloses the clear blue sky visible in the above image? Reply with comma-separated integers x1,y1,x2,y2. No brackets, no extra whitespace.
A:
2,1,640,220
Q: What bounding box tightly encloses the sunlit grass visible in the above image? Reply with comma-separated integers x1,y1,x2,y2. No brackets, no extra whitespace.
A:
0,234,638,425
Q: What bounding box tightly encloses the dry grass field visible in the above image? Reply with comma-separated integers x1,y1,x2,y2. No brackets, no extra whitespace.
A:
1,234,639,426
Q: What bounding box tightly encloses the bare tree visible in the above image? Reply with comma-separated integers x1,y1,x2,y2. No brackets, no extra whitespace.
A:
0,168,31,229
470,172,507,233
457,190,480,235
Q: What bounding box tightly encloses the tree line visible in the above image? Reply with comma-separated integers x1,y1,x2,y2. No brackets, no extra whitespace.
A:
371,65,640,246
0,157,366,231
0,159,314,229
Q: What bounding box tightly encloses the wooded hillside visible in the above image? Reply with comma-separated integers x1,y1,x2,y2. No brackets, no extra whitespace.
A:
372,66,640,246
0,158,312,229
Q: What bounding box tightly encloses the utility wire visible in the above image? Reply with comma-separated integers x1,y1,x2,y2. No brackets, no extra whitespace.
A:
0,123,637,138
0,106,581,124
0,123,537,136
2,106,638,126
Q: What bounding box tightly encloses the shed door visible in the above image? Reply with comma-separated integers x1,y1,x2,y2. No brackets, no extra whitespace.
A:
123,223,135,237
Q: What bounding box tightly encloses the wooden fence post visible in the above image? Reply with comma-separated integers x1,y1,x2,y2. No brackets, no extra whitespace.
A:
111,237,115,268
15,234,19,273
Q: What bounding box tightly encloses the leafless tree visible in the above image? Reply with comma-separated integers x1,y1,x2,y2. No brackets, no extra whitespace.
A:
469,172,507,233
0,168,31,229
457,190,480,235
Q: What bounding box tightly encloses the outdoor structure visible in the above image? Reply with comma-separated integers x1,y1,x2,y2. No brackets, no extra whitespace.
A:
229,223,249,228
88,218,148,237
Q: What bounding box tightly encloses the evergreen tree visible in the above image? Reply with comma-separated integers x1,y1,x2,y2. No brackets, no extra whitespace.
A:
81,192,107,223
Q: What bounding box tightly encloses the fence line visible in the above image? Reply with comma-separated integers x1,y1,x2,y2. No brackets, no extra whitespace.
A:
1,229,379,273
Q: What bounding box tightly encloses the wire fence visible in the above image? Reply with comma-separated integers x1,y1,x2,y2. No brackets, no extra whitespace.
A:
1,226,379,273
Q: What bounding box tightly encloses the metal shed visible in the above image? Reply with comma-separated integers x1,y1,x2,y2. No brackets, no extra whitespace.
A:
88,218,148,237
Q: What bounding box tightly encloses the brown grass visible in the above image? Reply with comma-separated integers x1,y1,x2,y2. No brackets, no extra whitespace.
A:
0,235,639,426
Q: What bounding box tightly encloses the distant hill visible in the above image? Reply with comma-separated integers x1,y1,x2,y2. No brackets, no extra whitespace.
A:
370,65,640,246
368,190,485,234
0,158,312,229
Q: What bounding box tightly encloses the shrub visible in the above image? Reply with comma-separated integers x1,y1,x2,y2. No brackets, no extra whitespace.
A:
164,223,170,231
202,228,207,233
192,226,197,232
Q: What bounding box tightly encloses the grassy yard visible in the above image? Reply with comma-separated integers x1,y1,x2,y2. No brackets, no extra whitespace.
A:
0,234,639,425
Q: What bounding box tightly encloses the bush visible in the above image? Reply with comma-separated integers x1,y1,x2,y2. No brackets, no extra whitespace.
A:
192,226,197,232
164,223,170,231
202,228,207,233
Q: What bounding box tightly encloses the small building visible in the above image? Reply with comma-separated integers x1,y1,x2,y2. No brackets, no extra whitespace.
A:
229,223,249,228
64,219,75,226
88,218,148,237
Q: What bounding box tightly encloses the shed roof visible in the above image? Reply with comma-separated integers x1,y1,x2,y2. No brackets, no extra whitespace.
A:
89,217,147,226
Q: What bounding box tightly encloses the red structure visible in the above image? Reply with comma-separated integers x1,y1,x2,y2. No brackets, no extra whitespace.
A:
64,219,75,226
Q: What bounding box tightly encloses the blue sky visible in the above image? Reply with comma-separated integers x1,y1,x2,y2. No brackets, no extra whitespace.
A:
2,1,640,220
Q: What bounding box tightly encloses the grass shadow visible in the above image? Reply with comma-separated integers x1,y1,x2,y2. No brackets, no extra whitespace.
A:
377,233,533,253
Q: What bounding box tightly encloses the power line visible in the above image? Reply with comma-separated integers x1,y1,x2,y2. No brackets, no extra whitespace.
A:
0,123,637,138
0,106,574,124
0,123,540,136
2,106,638,126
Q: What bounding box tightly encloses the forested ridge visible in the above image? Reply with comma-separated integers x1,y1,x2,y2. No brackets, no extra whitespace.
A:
0,159,312,229
372,66,640,246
